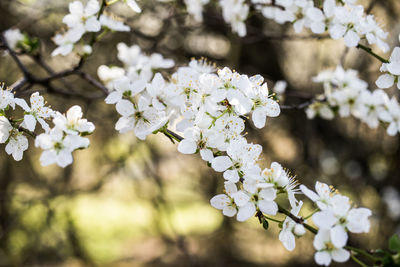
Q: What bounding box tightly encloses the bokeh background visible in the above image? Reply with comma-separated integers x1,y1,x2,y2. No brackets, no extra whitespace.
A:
1,0,400,266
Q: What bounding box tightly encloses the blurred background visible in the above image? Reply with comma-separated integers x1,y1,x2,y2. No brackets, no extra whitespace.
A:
1,0,400,266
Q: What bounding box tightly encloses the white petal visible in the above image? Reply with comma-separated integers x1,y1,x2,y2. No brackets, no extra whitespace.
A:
40,150,57,166
313,211,337,229
14,98,30,111
85,17,101,32
210,194,230,210
258,200,278,215
233,191,250,207
387,123,398,136
105,91,122,104
252,108,266,129
344,31,360,47
116,99,134,116
23,114,36,132
279,230,295,251
85,0,100,16
236,202,256,222
331,225,348,248
200,149,214,162
223,206,237,217
37,118,50,132
177,139,197,154
0,117,12,143
387,63,400,76
314,230,330,250
376,74,394,88
211,156,232,172
331,248,350,263
300,184,319,202
56,149,73,167
315,251,331,266
223,170,240,183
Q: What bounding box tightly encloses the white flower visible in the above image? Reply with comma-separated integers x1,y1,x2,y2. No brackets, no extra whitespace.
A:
354,89,387,129
0,84,15,110
35,128,89,167
146,73,176,111
5,134,28,161
51,32,75,57
219,0,249,37
14,92,54,132
300,181,333,210
247,76,280,128
114,96,168,140
360,15,389,53
313,229,350,266
216,67,253,115
4,28,24,50
379,97,400,136
177,127,214,162
105,76,146,105
385,47,400,76
0,117,28,161
261,162,299,208
97,65,125,89
62,0,101,41
53,105,95,135
210,181,239,217
279,201,305,251
212,114,245,150
376,47,400,90
211,138,262,183
234,186,278,222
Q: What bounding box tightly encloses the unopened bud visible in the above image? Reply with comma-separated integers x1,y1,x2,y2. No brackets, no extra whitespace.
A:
293,224,306,237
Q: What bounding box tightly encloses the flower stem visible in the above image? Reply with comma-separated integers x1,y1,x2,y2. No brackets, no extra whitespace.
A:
264,215,283,223
161,129,183,143
351,254,368,267
277,204,318,234
356,44,389,63
345,246,379,263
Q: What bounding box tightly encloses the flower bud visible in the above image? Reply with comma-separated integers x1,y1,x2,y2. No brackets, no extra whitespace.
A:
293,224,306,237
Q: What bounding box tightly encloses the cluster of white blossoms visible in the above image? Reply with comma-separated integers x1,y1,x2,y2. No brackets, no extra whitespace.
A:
376,47,400,90
306,65,400,136
99,43,375,266
52,0,136,57
0,84,94,167
2,0,386,265
255,0,388,51
98,42,175,90
183,0,388,51
301,182,372,266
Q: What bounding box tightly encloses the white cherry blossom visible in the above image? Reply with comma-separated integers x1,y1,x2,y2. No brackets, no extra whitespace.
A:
15,92,54,132
313,229,350,266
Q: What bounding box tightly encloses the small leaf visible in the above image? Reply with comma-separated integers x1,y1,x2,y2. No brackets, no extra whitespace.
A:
389,234,400,252
262,219,269,230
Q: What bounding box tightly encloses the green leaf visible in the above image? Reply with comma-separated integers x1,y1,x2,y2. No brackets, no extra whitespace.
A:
262,219,269,230
389,234,400,252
